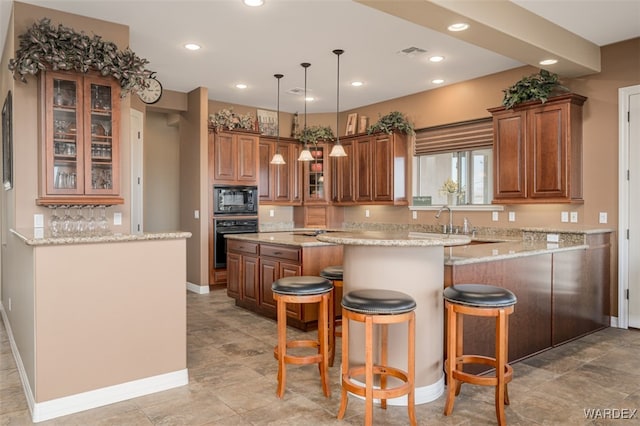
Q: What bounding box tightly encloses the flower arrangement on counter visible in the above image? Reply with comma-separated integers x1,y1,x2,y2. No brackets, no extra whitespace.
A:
209,108,255,132
439,178,463,195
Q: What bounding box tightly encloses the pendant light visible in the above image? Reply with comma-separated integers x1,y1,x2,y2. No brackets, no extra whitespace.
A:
297,62,314,161
270,73,286,165
329,49,347,157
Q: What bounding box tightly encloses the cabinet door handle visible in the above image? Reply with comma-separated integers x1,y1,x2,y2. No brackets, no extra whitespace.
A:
273,251,283,255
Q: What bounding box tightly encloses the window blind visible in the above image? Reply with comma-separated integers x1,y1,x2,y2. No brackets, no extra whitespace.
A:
414,117,493,155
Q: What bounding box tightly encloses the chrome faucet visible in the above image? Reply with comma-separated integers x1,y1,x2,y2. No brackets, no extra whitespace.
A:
435,205,453,234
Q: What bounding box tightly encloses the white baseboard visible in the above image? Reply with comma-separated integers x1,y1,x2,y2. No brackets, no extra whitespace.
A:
1,303,188,424
186,281,209,294
610,316,619,328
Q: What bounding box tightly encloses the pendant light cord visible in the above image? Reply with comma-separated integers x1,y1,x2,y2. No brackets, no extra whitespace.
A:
333,49,344,148
302,62,310,149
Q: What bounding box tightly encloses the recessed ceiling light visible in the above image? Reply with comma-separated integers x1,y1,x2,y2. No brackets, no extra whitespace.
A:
432,79,444,84
351,81,363,87
429,56,444,63
243,0,264,6
448,23,469,32
235,83,247,89
539,59,558,65
184,43,201,51
305,96,314,102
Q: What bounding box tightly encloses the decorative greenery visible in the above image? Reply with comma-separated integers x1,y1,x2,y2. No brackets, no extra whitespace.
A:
502,69,569,109
209,108,255,132
8,18,151,95
367,111,415,135
299,125,335,145
439,178,461,195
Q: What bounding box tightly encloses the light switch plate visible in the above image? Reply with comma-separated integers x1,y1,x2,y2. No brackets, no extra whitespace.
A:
492,211,499,221
365,209,370,218
34,214,44,228
412,211,418,220
599,212,608,224
561,212,569,222
269,209,275,217
508,211,516,222
570,211,578,223
194,210,200,219
113,212,122,225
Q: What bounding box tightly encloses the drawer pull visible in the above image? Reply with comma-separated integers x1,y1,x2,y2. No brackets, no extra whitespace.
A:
273,251,283,255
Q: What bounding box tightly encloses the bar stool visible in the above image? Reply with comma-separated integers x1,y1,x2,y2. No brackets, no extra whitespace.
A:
443,284,517,426
320,265,343,366
337,289,417,426
272,276,334,398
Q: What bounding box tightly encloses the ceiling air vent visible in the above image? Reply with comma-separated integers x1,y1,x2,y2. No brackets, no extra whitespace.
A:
286,87,305,95
397,46,427,57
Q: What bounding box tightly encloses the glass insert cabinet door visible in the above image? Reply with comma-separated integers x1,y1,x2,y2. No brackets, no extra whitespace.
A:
42,71,120,198
304,144,329,203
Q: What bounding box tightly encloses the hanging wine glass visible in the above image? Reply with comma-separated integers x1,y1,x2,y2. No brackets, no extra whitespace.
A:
97,205,110,235
61,206,74,236
86,206,97,236
48,206,61,237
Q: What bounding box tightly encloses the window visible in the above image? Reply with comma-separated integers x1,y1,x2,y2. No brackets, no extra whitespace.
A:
412,118,493,206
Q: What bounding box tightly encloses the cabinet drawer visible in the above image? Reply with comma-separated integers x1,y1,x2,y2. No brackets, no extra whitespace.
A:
260,244,300,262
227,240,258,255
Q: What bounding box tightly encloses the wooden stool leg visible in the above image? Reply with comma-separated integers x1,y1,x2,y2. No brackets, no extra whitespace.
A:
504,314,510,406
337,308,349,419
454,312,464,396
495,309,507,426
444,303,457,416
365,315,374,426
329,288,336,368
319,293,331,397
276,297,287,398
407,312,417,426
380,323,388,410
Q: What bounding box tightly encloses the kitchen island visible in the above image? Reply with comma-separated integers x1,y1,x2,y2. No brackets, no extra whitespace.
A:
3,229,191,422
316,231,470,405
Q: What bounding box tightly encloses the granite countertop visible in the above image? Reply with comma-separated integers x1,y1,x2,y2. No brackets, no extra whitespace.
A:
444,239,588,266
316,231,471,247
11,228,192,246
224,231,338,247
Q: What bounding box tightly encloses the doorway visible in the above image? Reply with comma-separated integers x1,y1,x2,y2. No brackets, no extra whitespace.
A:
619,85,640,329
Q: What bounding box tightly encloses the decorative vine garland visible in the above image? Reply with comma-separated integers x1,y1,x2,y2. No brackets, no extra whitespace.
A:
8,18,152,96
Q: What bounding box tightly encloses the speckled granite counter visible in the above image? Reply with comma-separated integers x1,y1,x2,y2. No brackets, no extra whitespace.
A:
225,231,338,247
444,240,588,265
11,228,192,246
315,230,470,247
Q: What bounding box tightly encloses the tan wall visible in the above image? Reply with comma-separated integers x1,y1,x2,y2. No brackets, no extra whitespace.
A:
34,238,186,401
144,111,180,232
180,88,208,286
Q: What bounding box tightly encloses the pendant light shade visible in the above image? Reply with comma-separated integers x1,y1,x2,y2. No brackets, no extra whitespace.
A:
330,49,347,157
270,73,286,165
298,62,314,162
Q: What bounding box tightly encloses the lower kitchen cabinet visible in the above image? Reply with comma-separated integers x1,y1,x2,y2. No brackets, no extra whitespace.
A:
226,239,343,330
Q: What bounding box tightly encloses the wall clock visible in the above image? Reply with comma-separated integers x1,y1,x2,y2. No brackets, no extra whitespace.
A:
138,75,163,104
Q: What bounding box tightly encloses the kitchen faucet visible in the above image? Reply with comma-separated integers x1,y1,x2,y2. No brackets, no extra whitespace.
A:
435,205,453,234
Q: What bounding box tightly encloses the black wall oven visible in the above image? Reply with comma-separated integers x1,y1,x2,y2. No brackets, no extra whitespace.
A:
213,185,258,215
213,218,258,268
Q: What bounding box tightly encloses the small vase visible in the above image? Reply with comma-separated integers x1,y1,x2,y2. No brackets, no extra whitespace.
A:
447,193,457,206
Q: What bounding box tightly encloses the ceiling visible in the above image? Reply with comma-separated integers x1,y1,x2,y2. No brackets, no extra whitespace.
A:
1,0,639,113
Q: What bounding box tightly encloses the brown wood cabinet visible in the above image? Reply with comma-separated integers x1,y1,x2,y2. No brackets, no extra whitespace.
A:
302,143,331,205
38,71,123,206
258,137,302,205
489,93,587,204
332,131,409,206
226,238,343,330
209,129,259,185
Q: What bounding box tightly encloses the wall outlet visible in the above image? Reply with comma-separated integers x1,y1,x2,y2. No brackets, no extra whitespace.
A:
365,209,370,218
269,209,275,217
492,211,499,222
34,214,44,228
194,210,200,219
113,212,122,226
561,211,569,222
570,211,578,223
508,211,516,222
547,233,560,243
412,210,417,220
599,212,608,224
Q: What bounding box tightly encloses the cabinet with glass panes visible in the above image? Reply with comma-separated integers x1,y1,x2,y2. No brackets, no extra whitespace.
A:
38,71,123,205
303,143,330,204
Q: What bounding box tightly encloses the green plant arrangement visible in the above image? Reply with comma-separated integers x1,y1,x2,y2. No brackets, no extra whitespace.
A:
501,69,569,109
209,108,255,132
299,125,335,145
8,18,151,95
367,111,415,135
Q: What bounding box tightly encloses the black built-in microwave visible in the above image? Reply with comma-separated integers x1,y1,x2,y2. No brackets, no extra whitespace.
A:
213,185,258,215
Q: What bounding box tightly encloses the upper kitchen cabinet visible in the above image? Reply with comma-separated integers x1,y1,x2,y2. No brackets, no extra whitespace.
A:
38,71,122,205
333,131,409,206
302,142,331,205
210,128,259,185
489,93,587,204
258,136,302,205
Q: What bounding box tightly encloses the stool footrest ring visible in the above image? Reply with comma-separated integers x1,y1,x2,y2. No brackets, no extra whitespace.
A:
342,365,413,400
445,355,513,387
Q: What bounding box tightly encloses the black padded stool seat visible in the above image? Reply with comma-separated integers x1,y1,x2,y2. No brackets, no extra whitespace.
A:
338,289,417,426
320,265,343,280
272,276,332,295
443,284,517,426
342,289,417,314
444,284,517,308
272,276,334,399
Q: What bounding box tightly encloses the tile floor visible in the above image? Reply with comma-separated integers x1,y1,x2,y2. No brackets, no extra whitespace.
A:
1,289,639,425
